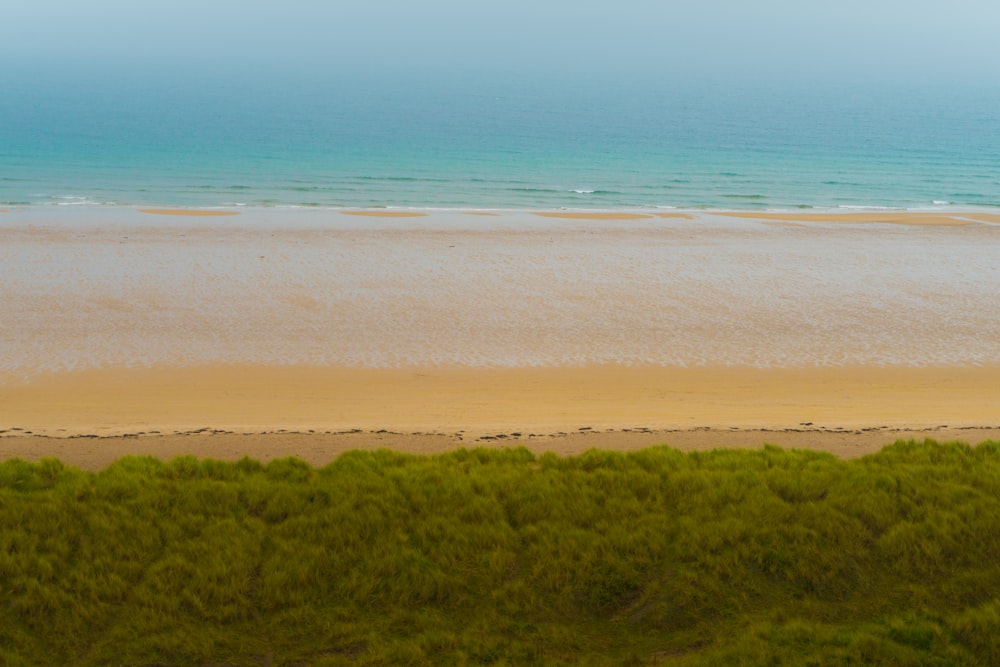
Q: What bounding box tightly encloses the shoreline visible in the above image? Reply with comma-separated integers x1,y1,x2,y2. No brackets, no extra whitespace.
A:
3,204,999,217
4,427,1000,472
3,205,998,234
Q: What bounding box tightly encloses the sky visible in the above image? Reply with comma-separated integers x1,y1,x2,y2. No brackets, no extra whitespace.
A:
3,1,1000,87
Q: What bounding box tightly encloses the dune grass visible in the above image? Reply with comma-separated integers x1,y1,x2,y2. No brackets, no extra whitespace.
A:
2,439,1000,665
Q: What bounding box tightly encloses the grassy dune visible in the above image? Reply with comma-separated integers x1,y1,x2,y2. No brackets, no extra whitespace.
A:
2,440,1000,665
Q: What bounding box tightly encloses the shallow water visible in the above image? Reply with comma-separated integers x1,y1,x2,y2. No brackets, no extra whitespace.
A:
2,75,998,210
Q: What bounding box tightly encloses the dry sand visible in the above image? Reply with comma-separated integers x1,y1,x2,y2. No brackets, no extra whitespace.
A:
4,363,999,437
2,363,999,470
2,207,999,468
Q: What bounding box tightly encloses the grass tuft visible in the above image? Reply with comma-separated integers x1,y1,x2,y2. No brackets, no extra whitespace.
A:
1,439,999,664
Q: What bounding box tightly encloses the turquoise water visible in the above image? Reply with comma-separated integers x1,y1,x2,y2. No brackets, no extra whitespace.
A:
2,72,999,210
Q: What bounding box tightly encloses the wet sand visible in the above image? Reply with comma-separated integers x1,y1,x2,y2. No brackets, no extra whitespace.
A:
720,211,1000,226
138,209,240,217
533,212,654,220
340,210,429,217
2,207,999,466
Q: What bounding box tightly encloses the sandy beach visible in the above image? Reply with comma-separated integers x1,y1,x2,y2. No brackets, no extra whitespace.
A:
2,207,998,466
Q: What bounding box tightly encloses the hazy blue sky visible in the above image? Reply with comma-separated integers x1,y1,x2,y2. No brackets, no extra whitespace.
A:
4,1,1000,85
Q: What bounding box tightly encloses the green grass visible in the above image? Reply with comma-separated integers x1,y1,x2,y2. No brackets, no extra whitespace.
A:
2,439,1000,665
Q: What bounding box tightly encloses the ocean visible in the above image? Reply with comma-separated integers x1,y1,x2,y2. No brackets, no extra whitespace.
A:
2,71,999,211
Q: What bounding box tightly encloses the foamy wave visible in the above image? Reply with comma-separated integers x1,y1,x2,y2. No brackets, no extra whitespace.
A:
52,196,123,206
932,200,951,205
570,189,595,194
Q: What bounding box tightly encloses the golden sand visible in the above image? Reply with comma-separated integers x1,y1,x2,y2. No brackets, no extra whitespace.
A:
719,212,975,226
340,210,428,217
2,363,998,469
138,209,240,217
533,212,654,220
3,363,997,439
653,212,695,219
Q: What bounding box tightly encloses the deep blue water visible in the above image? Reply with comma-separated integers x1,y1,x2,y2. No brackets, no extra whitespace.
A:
2,71,999,210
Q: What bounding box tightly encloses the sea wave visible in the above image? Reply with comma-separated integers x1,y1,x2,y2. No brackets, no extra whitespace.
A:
54,195,115,206
568,189,624,195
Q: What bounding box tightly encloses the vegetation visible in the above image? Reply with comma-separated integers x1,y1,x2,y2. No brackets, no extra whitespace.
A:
2,439,1000,665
